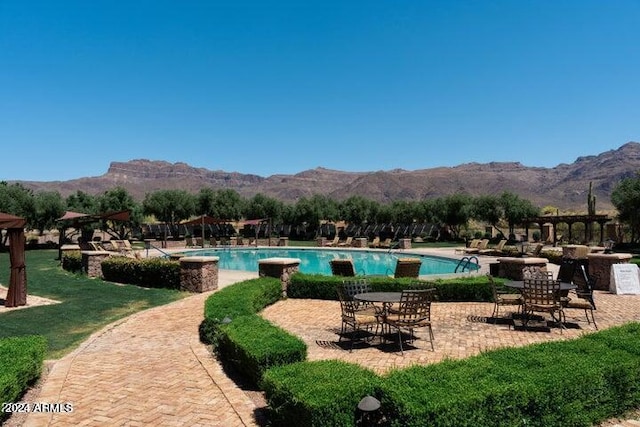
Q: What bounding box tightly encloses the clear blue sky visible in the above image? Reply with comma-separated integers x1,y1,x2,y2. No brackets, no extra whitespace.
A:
1,1,638,182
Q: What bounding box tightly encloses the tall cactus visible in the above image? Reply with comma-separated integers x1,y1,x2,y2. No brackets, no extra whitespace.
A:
588,181,596,215
587,181,596,242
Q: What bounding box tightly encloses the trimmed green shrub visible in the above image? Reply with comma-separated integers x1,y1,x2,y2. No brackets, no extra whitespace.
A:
218,315,307,386
378,325,640,427
0,335,47,422
203,277,283,321
262,360,381,427
288,273,495,302
101,257,181,289
61,250,82,273
202,278,307,386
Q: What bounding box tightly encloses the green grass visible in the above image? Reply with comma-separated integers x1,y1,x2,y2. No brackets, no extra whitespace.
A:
0,250,188,359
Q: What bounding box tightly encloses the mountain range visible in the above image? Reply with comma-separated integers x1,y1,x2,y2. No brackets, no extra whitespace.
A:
12,142,640,212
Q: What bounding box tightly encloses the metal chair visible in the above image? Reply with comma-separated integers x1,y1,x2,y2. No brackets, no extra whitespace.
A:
488,274,522,324
336,282,380,352
563,265,598,329
521,277,565,333
383,289,435,354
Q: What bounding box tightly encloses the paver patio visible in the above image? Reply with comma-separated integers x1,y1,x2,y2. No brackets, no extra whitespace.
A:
13,248,640,426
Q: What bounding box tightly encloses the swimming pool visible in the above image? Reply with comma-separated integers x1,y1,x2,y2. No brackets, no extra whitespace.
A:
179,247,473,276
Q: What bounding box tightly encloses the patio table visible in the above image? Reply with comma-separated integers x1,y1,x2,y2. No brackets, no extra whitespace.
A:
354,292,403,337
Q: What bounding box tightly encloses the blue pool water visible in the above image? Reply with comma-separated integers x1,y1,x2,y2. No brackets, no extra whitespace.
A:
179,248,471,276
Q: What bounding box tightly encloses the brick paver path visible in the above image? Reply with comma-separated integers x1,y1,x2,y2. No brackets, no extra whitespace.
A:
18,247,640,426
24,271,260,427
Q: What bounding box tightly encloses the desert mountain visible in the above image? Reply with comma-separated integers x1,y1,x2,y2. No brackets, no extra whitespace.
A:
12,142,640,211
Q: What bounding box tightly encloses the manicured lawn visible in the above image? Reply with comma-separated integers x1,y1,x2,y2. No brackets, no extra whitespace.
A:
0,250,188,359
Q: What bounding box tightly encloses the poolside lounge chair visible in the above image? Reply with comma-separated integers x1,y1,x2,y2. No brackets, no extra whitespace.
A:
323,236,339,247
464,239,489,254
394,258,422,279
337,236,353,247
330,259,356,277
369,236,381,248
479,239,507,256
379,238,392,249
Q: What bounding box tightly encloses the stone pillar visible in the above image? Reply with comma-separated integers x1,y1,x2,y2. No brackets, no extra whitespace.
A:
587,253,633,291
562,245,590,260
316,237,326,247
353,238,368,248
258,257,301,297
278,237,289,246
398,238,412,249
497,257,548,280
81,251,112,278
179,256,219,293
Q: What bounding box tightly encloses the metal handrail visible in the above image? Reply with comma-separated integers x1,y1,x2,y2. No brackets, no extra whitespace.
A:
455,256,479,273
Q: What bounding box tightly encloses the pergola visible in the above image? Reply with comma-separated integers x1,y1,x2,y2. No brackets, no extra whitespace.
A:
522,214,611,246
0,212,27,307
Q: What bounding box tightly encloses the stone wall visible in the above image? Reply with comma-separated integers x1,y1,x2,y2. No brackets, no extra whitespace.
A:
81,251,112,278
258,257,301,297
497,257,548,280
179,256,219,293
587,253,633,291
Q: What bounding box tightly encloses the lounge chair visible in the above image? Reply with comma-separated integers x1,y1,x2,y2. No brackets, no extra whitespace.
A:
323,236,339,247
337,236,353,247
479,239,507,255
330,259,356,277
465,239,489,254
369,236,381,248
394,258,422,279
378,238,392,249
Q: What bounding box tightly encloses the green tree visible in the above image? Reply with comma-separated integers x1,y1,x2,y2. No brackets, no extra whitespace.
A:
98,187,143,239
611,174,640,242
65,191,99,214
500,192,539,238
293,195,339,237
243,193,284,223
434,193,473,239
143,189,196,237
196,188,243,220
472,195,503,235
338,196,379,224
0,182,36,224
32,191,65,233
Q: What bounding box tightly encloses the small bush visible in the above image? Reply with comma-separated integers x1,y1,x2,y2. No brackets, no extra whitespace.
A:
202,277,307,386
262,360,381,427
101,257,181,289
61,251,82,273
287,273,495,302
0,335,47,422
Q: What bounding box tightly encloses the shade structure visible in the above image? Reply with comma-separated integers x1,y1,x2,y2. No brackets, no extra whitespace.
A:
0,213,27,307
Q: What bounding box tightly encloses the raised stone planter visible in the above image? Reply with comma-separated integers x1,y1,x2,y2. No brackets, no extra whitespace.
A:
562,245,590,260
497,257,548,280
353,238,368,248
81,251,112,278
258,257,301,297
179,256,219,293
398,238,412,249
587,253,633,291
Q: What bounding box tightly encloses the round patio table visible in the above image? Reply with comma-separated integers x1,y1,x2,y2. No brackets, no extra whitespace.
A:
505,281,576,291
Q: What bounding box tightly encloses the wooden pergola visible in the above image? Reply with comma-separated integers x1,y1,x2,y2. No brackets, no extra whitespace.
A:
522,214,611,246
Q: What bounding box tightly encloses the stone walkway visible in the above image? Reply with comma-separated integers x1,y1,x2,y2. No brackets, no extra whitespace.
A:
22,270,260,427
15,248,640,426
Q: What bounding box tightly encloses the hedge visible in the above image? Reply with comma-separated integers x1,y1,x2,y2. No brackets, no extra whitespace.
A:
100,257,181,289
61,251,82,273
287,273,495,302
202,278,307,386
262,324,640,426
262,360,381,427
0,336,47,422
